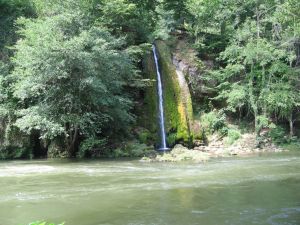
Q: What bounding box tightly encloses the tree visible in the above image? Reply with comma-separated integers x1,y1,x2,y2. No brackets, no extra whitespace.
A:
0,0,34,61
94,0,157,44
162,0,188,22
265,70,300,136
203,0,300,138
10,8,136,156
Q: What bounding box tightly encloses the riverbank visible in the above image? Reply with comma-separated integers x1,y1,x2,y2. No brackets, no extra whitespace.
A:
141,139,290,163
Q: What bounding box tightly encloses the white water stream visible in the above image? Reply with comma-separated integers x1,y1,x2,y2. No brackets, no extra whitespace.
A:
152,45,167,150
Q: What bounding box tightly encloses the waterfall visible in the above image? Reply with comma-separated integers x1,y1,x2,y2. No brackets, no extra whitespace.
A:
152,45,168,150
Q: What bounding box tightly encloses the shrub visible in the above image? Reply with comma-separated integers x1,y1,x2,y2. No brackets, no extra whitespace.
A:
280,141,300,151
269,126,287,144
0,146,32,159
107,141,154,158
77,138,107,158
136,128,154,144
224,128,241,145
111,148,128,158
199,110,243,146
200,110,227,135
167,132,177,147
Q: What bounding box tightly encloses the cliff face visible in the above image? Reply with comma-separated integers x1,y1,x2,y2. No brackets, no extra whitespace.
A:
142,40,194,147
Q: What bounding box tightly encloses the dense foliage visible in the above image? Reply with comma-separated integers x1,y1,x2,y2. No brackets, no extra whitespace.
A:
185,0,300,142
0,0,157,158
0,0,299,158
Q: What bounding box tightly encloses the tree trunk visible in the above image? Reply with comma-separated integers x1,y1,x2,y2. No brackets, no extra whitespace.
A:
67,125,79,157
254,112,260,136
289,114,294,137
248,71,259,136
262,66,267,116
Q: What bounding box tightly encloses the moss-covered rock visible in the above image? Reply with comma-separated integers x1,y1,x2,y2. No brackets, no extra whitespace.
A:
139,52,159,144
142,144,210,163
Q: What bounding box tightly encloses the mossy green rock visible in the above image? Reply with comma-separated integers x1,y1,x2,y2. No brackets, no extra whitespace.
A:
148,144,210,163
140,49,159,142
142,40,194,147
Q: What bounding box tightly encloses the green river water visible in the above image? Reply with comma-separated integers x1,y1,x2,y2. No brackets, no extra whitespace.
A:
0,153,300,225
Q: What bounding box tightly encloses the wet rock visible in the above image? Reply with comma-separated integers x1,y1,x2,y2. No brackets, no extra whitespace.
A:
149,144,210,163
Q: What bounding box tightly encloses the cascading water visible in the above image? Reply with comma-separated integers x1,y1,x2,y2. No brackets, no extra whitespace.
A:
152,45,168,151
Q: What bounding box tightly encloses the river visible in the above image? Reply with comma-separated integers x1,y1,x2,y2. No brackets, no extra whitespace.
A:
0,152,299,225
